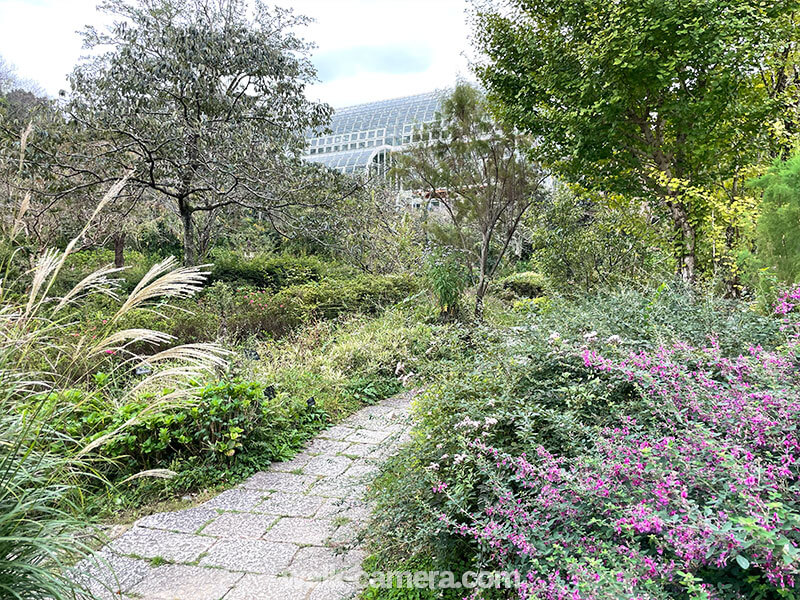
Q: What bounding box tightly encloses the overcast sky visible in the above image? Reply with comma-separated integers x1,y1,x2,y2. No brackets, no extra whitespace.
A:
0,0,473,107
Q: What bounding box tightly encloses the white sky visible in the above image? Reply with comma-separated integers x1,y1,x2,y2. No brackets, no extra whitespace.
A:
0,0,473,107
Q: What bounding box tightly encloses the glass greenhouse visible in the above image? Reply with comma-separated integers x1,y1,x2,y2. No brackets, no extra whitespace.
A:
304,90,444,175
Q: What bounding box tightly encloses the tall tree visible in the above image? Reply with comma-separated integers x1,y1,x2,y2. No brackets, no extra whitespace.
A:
68,0,331,264
751,153,800,282
474,0,799,281
395,83,546,318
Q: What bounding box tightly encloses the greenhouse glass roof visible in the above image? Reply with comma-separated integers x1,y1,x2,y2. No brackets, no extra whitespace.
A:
304,90,444,174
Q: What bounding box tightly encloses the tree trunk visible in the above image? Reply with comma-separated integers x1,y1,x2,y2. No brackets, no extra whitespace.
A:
113,232,126,268
667,199,696,282
475,279,488,320
179,202,196,266
475,232,490,319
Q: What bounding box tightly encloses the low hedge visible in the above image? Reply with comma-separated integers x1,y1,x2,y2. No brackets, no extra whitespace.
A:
208,250,328,290
116,273,419,344
498,270,548,298
225,273,418,339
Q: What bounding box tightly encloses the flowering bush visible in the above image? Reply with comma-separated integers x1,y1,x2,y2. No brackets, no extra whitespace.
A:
439,301,800,597
368,286,799,600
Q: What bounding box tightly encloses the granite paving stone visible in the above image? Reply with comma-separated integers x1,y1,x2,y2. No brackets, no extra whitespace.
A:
307,476,357,498
342,461,379,480
268,452,313,473
199,539,297,573
199,512,276,538
257,492,326,517
306,438,352,455
262,517,334,546
224,574,315,600
318,425,357,441
135,507,219,534
287,546,364,580
308,579,361,600
70,550,154,600
128,564,242,599
344,428,392,445
240,471,317,493
339,442,379,458
201,488,268,512
315,497,368,520
327,522,359,547
109,527,215,563
304,454,353,477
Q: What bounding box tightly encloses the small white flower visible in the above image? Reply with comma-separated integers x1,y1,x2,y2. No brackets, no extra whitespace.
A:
606,334,622,344
583,330,598,341
428,462,440,471
455,417,481,430
548,331,561,344
483,417,498,429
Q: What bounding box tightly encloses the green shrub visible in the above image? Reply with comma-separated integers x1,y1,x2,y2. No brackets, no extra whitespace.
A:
499,270,548,298
226,273,418,340
209,249,327,290
103,381,268,465
423,247,469,320
54,378,328,498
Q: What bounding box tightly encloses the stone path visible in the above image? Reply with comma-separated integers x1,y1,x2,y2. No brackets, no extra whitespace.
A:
74,391,415,600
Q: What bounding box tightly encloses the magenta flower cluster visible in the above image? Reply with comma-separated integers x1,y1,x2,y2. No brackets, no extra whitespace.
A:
436,287,800,599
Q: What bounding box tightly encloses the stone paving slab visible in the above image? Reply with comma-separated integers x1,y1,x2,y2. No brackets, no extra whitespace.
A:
286,546,364,580
109,527,216,563
340,442,380,458
135,507,220,534
315,497,368,521
72,389,416,600
262,516,335,545
71,550,154,600
199,539,297,573
307,476,358,498
240,472,317,493
128,564,242,600
267,452,313,473
258,492,326,518
318,425,358,441
344,428,393,445
224,574,315,600
309,579,361,600
200,512,276,538
304,454,353,477
306,438,352,455
201,488,269,512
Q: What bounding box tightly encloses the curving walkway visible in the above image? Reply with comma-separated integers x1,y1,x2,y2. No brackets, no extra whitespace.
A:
74,390,416,600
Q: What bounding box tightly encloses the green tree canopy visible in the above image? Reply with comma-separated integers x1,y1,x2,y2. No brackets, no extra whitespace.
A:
68,0,332,264
474,0,800,281
751,153,800,282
